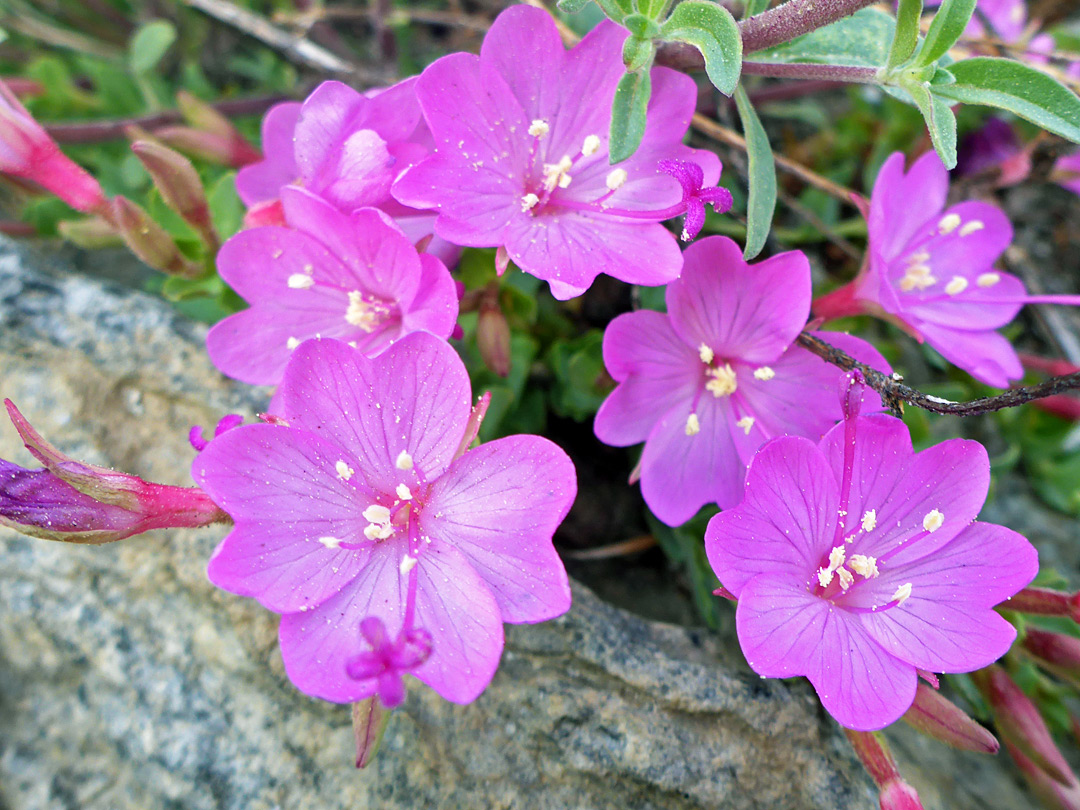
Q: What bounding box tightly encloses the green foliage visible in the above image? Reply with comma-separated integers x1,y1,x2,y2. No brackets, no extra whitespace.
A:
609,68,653,163
886,0,923,70
546,330,608,422
660,0,742,95
647,510,723,629
128,20,177,75
733,86,776,259
914,0,976,68
750,7,896,68
906,80,958,168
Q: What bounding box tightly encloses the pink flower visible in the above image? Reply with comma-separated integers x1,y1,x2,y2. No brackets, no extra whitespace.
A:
964,0,1026,42
593,236,889,526
192,333,577,704
705,381,1038,730
0,81,106,214
814,151,1080,387
955,117,1031,186
391,6,726,300
206,187,459,386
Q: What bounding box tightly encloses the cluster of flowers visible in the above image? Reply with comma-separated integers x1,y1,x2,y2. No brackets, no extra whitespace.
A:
2,2,1078,762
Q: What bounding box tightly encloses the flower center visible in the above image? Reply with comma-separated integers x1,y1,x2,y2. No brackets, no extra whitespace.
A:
345,290,394,332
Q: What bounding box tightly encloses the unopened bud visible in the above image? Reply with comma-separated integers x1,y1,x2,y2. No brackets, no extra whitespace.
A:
0,400,228,543
57,216,121,249
902,681,999,753
973,665,1076,785
110,196,202,278
878,778,925,810
1007,587,1080,624
175,91,261,166
477,289,511,377
845,730,926,810
1024,628,1080,687
132,140,217,249
154,126,261,169
351,696,390,769
1006,741,1080,810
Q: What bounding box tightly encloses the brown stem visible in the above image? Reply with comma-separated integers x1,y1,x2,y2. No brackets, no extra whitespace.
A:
740,0,880,54
797,332,1080,416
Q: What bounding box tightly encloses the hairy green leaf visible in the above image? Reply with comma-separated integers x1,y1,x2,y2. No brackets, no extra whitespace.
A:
609,69,652,163
886,0,923,69
907,81,957,168
916,0,976,67
750,7,895,69
556,0,592,12
661,0,742,95
734,86,777,259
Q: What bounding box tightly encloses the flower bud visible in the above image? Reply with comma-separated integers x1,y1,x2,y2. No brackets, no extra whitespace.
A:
351,697,390,769
1006,587,1080,624
844,730,926,810
131,140,217,249
1024,628,1080,687
973,665,1076,785
0,81,107,215
902,681,999,753
153,126,261,169
477,289,511,377
175,90,261,166
57,216,122,249
878,779,925,810
110,196,202,278
0,400,228,543
1006,741,1080,810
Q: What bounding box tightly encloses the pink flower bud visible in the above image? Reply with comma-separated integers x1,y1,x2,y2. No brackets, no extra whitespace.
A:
974,665,1077,785
0,400,228,544
1006,741,1080,810
153,126,260,169
56,216,121,249
131,140,218,249
0,81,107,215
878,779,925,810
351,696,390,770
110,196,202,278
903,682,999,753
477,290,511,377
1007,587,1080,624
1024,628,1080,686
175,90,261,166
845,730,926,810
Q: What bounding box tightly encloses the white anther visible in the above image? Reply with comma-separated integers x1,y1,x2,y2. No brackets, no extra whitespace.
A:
891,582,913,606
364,523,394,541
753,366,775,381
685,413,701,436
345,290,384,331
528,119,550,138
396,483,413,501
977,272,1001,288
828,545,846,571
399,555,418,575
335,460,354,481
900,265,938,292
698,343,715,364
906,251,931,265
938,213,962,234
705,363,737,397
945,276,969,296
318,536,341,549
286,337,300,351
736,416,755,435
923,509,944,533
521,193,540,212
849,554,879,578
396,450,414,471
543,155,573,191
837,567,854,591
582,134,601,156
959,220,985,237
362,504,391,524
288,273,314,289
817,567,834,588
605,168,628,191
557,173,572,189
861,509,877,532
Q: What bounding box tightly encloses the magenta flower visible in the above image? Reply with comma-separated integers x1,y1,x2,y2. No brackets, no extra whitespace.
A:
593,236,889,526
391,6,727,300
814,151,1080,387
0,81,107,214
234,100,302,207
206,187,459,386
955,118,1031,187
1053,151,1080,196
705,382,1038,731
192,333,576,704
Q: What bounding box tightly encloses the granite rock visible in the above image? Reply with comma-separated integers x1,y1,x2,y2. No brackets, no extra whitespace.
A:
0,239,1032,809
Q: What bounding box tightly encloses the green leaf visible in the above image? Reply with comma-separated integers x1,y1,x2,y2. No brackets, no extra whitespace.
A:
622,34,656,71
609,69,652,163
743,0,771,18
934,57,1080,145
594,0,634,21
623,13,661,38
660,0,742,95
915,0,976,67
886,0,923,70
557,0,591,12
749,7,895,69
733,86,777,259
129,20,177,74
906,81,957,167
636,0,671,20
207,173,245,241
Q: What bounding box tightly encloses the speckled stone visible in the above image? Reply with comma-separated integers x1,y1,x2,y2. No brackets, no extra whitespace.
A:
0,239,1031,809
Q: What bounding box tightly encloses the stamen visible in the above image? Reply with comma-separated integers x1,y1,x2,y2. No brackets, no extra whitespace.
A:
828,545,846,570
698,343,715,364
938,213,961,234
336,460,355,481
605,168,628,191
977,272,1001,288
396,450,414,471
345,290,387,331
959,220,984,236
685,413,701,436
521,193,540,212
849,554,879,578
286,337,300,351
318,536,342,549
922,509,944,533
399,555,418,575
543,155,573,192
861,509,877,532
900,264,938,292
364,523,394,541
527,119,550,138
837,567,854,591
362,504,391,524
906,251,931,265
581,134,601,156
396,483,413,500
817,567,834,588
557,173,572,189
705,363,737,397
945,276,969,295
891,582,913,606
288,273,314,289
736,416,755,435
753,366,775,381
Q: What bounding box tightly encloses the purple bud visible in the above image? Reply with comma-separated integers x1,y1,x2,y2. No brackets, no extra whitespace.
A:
477,293,512,378
132,140,218,249
903,681,999,754
110,196,202,278
351,697,390,770
878,779,925,810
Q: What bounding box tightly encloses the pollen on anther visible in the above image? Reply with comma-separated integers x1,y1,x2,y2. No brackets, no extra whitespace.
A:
837,567,854,591
318,536,342,549
396,483,413,500
521,193,540,212
959,220,984,237
582,134,601,156
705,363,737,397
861,509,877,532
362,504,391,524
557,173,572,189
892,582,913,606
685,413,700,436
938,213,961,234
736,416,755,435
977,272,1001,288
605,168,628,191
396,450,414,471
849,554,879,578
698,343,715,364
528,119,550,138
923,509,944,532
753,366,775,381
287,273,314,289
399,555,418,575
286,337,300,351
945,276,969,295
335,460,354,481
817,567,834,588
828,545,846,570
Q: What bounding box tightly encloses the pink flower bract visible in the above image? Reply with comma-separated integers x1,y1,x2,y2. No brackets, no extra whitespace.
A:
193,333,577,704
391,6,725,300
705,403,1038,731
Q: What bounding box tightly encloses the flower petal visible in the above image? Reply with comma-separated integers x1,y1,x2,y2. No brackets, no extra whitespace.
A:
869,151,948,262
916,322,1023,388
235,102,301,206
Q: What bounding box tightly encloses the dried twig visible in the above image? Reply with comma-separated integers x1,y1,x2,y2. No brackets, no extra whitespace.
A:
797,332,1080,416
563,535,657,560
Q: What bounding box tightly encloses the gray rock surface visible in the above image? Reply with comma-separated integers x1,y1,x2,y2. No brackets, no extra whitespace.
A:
0,238,1033,809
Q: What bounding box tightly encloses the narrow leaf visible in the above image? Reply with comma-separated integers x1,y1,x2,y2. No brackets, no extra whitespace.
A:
609,69,652,163
908,81,958,168
129,20,177,74
916,0,976,68
733,86,776,259
887,0,923,70
750,8,895,69
661,0,742,95
935,57,1080,145
557,0,591,12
